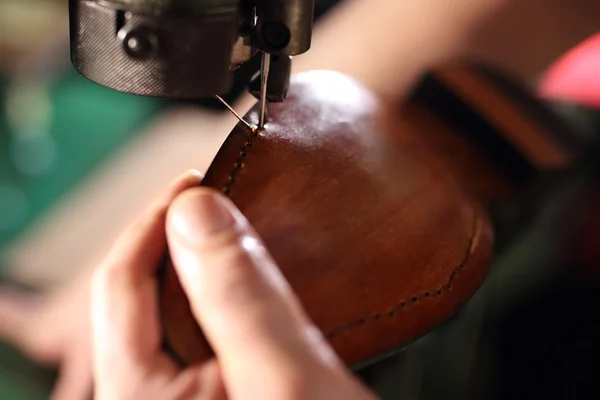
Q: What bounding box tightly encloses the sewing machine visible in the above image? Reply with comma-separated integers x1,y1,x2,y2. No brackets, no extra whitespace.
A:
68,0,317,128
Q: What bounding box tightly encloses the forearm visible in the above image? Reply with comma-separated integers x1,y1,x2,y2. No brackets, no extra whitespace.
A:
292,0,508,100
294,0,599,100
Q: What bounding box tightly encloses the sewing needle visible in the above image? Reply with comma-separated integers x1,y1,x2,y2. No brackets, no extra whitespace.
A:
214,94,256,131
258,52,271,129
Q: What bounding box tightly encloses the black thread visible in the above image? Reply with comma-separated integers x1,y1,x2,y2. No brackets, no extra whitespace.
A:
223,129,259,196
325,215,479,339
221,125,480,342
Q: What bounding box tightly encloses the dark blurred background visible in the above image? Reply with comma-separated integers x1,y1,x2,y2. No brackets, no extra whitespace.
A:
1,1,600,399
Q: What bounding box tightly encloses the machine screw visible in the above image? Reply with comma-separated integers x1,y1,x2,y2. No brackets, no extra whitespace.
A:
119,25,159,60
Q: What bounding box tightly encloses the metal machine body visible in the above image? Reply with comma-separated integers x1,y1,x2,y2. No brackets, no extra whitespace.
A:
68,0,315,104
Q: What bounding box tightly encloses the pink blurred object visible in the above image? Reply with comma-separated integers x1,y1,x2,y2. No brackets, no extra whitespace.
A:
539,33,600,109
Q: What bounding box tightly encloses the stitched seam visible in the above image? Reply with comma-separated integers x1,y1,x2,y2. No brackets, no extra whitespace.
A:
223,129,259,196
326,214,480,339
223,131,481,339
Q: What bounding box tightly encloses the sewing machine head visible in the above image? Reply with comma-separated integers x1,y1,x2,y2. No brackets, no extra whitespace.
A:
68,0,315,102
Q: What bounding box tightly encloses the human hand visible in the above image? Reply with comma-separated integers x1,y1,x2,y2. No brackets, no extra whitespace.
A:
91,178,378,399
0,170,203,400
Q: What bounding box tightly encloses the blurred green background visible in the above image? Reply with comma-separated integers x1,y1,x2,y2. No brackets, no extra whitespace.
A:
0,0,165,249
0,70,164,249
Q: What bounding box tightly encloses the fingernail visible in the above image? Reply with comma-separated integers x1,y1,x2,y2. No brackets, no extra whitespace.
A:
186,169,204,183
171,189,236,245
179,169,203,185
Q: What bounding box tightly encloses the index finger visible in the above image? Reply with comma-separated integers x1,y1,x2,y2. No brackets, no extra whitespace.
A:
91,170,202,382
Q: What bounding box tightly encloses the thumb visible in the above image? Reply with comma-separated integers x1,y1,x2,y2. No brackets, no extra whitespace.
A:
166,188,337,379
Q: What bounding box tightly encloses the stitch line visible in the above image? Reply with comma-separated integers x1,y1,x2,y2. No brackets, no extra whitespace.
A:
221,129,481,340
223,128,259,196
325,214,479,339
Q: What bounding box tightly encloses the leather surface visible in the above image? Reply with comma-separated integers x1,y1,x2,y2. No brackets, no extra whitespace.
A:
160,70,494,367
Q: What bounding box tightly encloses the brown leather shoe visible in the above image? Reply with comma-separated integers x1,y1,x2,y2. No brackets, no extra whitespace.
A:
159,67,579,368
160,69,496,367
